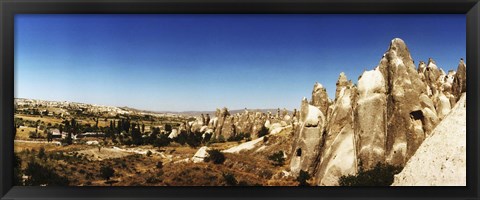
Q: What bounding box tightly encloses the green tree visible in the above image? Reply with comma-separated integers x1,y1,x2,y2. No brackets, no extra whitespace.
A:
130,123,143,145
63,119,73,145
38,147,46,160
164,124,172,134
186,132,203,148
174,130,188,145
47,130,53,143
146,127,160,145
153,133,172,147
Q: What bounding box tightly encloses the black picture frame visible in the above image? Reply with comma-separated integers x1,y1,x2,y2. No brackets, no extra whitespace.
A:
1,0,479,199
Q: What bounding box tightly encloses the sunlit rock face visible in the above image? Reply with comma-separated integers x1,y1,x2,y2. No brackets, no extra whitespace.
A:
251,112,267,139
221,115,236,139
335,72,350,100
354,67,387,170
418,94,439,137
452,59,466,101
310,82,330,117
234,110,254,137
316,74,357,186
392,93,466,186
376,38,431,167
290,97,326,176
213,107,230,139
200,108,289,140
190,117,205,133
421,58,443,97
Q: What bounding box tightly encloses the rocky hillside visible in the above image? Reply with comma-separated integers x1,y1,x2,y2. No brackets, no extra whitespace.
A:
181,107,296,141
15,38,466,187
392,93,466,186
289,38,466,186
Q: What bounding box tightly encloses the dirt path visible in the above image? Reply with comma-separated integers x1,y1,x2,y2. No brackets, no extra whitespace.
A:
14,140,61,145
76,146,170,161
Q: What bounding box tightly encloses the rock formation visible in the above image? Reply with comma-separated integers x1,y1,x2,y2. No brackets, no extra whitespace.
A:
452,59,466,101
310,82,330,116
289,38,466,186
290,97,326,176
354,67,387,170
192,146,210,163
316,74,357,185
170,107,293,142
213,107,230,139
392,93,466,186
377,38,430,167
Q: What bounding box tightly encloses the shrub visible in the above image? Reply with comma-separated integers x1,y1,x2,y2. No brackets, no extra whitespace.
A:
338,163,402,186
146,150,152,157
258,125,269,138
174,131,188,145
296,170,311,186
24,161,70,186
227,132,251,142
153,134,171,147
13,154,22,185
186,132,203,148
217,135,226,143
38,147,46,159
205,149,226,164
237,181,249,186
222,172,238,186
164,124,172,134
203,133,213,142
146,177,161,184
263,136,269,143
100,166,115,181
156,161,163,169
85,172,94,180
268,151,285,166
29,131,38,138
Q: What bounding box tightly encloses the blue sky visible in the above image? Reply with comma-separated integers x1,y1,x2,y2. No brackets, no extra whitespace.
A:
15,14,465,112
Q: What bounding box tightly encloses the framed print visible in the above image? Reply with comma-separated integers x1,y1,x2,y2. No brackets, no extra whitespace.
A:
1,0,479,199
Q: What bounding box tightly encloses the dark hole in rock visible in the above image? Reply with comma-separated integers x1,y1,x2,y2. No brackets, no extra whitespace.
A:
410,110,424,120
296,148,302,157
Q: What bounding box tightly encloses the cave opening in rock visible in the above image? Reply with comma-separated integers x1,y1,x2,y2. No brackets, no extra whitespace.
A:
410,110,424,120
296,148,302,157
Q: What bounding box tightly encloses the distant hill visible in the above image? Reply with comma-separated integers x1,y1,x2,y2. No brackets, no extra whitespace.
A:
16,98,294,117
154,109,294,117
